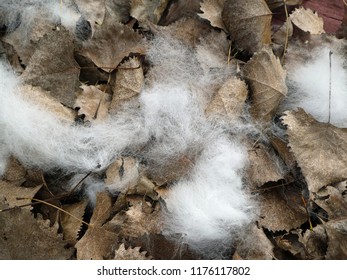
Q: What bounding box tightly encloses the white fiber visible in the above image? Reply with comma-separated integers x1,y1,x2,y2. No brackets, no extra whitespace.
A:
284,46,347,127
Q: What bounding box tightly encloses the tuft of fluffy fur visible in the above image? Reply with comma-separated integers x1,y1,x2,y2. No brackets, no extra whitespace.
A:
284,45,347,128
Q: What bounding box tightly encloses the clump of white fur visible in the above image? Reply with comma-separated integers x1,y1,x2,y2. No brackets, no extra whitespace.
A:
284,45,347,127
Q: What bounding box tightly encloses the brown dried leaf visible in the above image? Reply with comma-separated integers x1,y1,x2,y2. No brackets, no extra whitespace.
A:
314,186,347,220
290,7,325,35
298,225,328,259
127,176,158,201
113,243,151,260
266,0,303,10
3,157,26,184
247,142,285,188
198,0,226,31
0,199,73,260
242,47,287,123
21,28,80,107
236,224,274,259
75,85,111,121
273,19,293,47
281,109,347,194
105,0,131,24
0,181,42,210
270,136,296,170
82,19,146,72
60,199,88,244
90,191,113,226
258,187,307,231
275,232,307,259
222,0,272,54
110,57,144,111
131,0,169,25
159,0,202,25
206,77,247,120
75,0,106,27
325,219,347,259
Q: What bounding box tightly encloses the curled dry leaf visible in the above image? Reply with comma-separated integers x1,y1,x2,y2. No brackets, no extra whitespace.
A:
246,142,285,188
159,0,202,25
290,7,325,35
325,218,347,259
235,223,274,259
198,0,226,31
298,225,328,259
113,243,151,260
281,109,347,194
266,0,303,10
82,19,146,72
275,232,307,259
242,47,287,123
110,57,144,111
206,77,247,121
75,85,111,121
60,199,88,244
131,0,169,25
0,199,73,260
21,28,80,107
222,0,272,54
270,136,296,171
258,187,307,231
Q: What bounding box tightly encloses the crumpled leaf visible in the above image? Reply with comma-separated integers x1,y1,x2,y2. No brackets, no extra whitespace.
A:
281,109,347,194
110,57,144,111
246,142,285,188
198,0,226,31
314,186,347,220
222,0,272,54
105,0,131,24
74,85,111,121
82,18,146,72
159,0,202,25
131,0,169,25
21,28,80,107
258,186,307,231
75,0,106,28
273,19,293,47
325,219,347,259
75,192,117,260
206,77,247,121
113,243,151,260
242,47,287,123
60,199,88,244
2,157,26,184
290,7,325,35
275,232,307,259
0,199,73,260
298,225,328,259
270,136,296,171
235,223,274,259
266,0,303,10
0,181,42,210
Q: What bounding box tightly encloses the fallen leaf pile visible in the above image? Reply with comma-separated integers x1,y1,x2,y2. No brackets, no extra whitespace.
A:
0,0,347,260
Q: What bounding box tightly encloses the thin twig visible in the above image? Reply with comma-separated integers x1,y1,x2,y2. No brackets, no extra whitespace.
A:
281,0,290,64
328,51,333,124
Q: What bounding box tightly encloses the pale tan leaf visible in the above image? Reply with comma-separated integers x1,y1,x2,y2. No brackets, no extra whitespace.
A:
198,0,226,31
131,0,169,25
75,85,111,121
110,57,144,111
281,109,347,193
0,181,42,210
3,157,26,183
82,19,146,72
236,223,274,259
0,199,73,260
21,28,80,107
266,0,303,10
325,219,347,259
206,77,247,121
222,0,272,54
298,225,328,259
242,47,287,123
290,7,325,35
127,176,158,201
75,0,106,27
60,199,88,244
113,243,151,260
246,142,285,188
90,191,113,226
258,187,307,231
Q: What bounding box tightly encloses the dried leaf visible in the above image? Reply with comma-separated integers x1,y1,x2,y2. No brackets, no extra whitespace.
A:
90,191,113,226
206,77,247,120
110,57,144,111
266,0,303,10
75,85,111,121
325,219,347,259
0,199,73,259
290,7,325,35
270,136,296,170
131,0,169,25
82,19,146,72
3,157,26,184
159,0,202,25
222,0,272,54
198,0,226,31
113,243,151,260
275,232,307,259
21,28,80,107
0,181,42,210
242,47,287,123
75,0,106,27
273,19,293,47
127,176,158,201
247,142,285,188
298,225,328,259
259,187,307,231
281,109,347,193
60,199,88,244
105,0,131,24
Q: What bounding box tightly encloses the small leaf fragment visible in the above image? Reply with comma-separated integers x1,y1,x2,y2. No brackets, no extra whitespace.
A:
290,7,325,35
